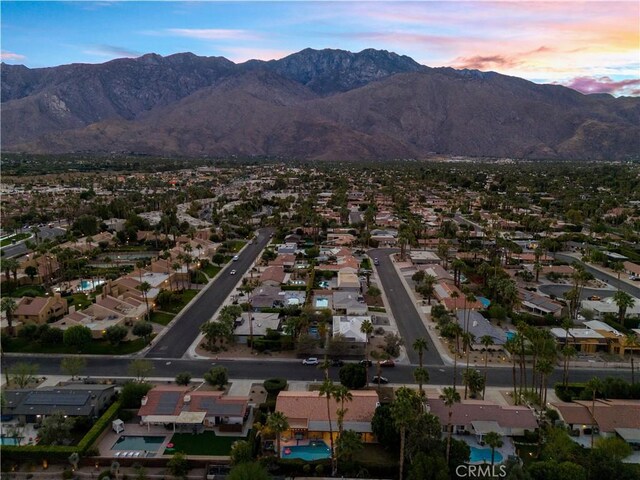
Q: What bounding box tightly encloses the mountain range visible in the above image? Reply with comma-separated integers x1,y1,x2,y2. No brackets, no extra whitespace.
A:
2,48,639,160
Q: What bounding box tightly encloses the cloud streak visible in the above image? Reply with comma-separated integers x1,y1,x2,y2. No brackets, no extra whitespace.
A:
83,44,141,58
1,50,25,61
167,28,262,41
561,76,640,96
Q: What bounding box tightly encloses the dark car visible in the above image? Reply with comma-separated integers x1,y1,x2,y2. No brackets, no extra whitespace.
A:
380,359,395,368
372,375,389,384
373,258,380,266
331,359,345,367
360,359,373,367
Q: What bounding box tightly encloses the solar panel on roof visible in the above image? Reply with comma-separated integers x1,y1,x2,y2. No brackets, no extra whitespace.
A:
24,392,90,406
155,392,181,415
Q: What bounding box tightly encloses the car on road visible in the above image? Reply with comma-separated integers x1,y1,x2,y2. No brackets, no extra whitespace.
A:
380,359,395,368
630,275,640,281
372,375,389,384
232,255,240,261
302,357,320,365
360,359,373,367
331,359,344,367
373,258,380,266
230,269,236,275
588,295,601,301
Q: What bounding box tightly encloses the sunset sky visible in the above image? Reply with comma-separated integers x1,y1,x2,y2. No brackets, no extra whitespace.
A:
2,1,639,96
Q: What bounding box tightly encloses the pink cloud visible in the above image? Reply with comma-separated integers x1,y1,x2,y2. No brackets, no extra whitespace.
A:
1,50,25,61
219,47,292,63
561,76,640,96
452,54,520,70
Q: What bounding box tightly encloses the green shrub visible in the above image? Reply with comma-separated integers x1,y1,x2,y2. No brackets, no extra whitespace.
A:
76,400,121,452
263,378,287,394
120,382,152,408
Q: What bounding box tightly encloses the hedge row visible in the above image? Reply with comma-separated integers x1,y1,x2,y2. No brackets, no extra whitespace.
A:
0,400,122,463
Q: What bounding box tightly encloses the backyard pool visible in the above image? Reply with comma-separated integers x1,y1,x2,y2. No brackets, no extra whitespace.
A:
112,435,166,451
282,440,331,461
505,331,516,341
470,446,503,464
315,297,329,308
78,279,106,291
0,437,20,446
478,297,491,308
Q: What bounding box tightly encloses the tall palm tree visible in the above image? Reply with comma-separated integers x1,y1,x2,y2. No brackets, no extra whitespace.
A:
462,368,484,399
504,338,519,404
462,331,476,399
561,345,577,388
171,261,182,291
613,290,635,324
484,431,503,467
1,297,17,336
2,258,20,283
360,319,373,384
318,378,337,475
623,333,638,384
391,387,421,480
480,335,494,399
413,367,430,399
451,323,463,391
138,281,152,320
535,357,554,408
332,385,353,436
413,337,429,369
266,411,289,459
440,386,461,463
586,377,603,448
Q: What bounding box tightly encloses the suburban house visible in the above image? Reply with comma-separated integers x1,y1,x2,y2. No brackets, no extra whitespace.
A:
337,271,361,291
551,320,639,355
2,385,116,423
581,297,640,320
275,390,379,445
138,386,251,434
260,266,287,287
20,254,60,284
52,294,146,338
409,250,442,265
427,396,538,442
332,291,368,316
233,312,282,344
332,315,370,343
518,288,564,318
551,399,640,448
11,293,68,326
435,281,483,311
455,310,507,350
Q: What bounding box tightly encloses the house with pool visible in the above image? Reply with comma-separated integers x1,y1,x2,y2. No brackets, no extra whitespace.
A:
138,386,252,435
275,390,379,456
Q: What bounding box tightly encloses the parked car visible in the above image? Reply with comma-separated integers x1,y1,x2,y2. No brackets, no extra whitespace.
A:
360,359,373,367
372,375,389,384
380,359,395,368
230,269,237,275
331,359,345,367
588,295,601,301
373,258,380,266
302,357,320,365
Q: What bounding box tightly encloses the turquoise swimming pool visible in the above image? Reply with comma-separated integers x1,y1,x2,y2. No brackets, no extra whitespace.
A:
315,297,329,308
79,279,105,291
0,437,20,446
505,331,516,341
470,446,503,463
283,440,331,461
478,296,491,308
112,435,165,451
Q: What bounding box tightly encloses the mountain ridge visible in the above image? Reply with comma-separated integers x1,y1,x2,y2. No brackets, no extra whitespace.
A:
2,48,638,160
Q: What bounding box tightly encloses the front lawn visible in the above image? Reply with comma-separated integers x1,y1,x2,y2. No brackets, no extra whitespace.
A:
150,311,174,325
167,431,246,456
227,240,246,253
0,233,30,247
4,336,150,355
202,264,222,278
2,284,46,298
163,289,198,314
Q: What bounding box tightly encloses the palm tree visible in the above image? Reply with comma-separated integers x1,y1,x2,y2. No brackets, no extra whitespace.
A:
461,331,475,399
172,261,182,290
413,337,429,368
332,385,353,436
484,431,503,467
266,411,289,459
480,335,494,399
138,281,151,320
505,338,519,403
413,367,430,399
462,368,484,399
391,387,421,480
360,319,373,384
535,357,554,408
421,274,436,304
450,323,463,391
2,258,20,283
1,297,17,336
440,386,461,463
611,261,624,289
561,345,577,388
623,333,638,384
613,290,635,324
586,377,603,448
318,378,337,475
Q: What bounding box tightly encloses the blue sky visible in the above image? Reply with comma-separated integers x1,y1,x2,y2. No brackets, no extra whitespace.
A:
2,1,639,95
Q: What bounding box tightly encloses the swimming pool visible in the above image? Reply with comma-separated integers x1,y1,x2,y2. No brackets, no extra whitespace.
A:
112,435,165,451
283,440,331,461
470,446,503,464
505,331,516,341
318,281,329,289
478,297,491,308
78,279,106,291
0,437,20,446
315,297,329,308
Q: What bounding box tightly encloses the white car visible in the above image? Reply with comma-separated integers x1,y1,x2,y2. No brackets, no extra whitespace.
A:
302,357,320,365
230,269,236,275
232,255,240,261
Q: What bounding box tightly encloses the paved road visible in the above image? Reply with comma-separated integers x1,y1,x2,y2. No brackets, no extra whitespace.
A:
2,356,632,387
555,252,640,298
538,284,615,300
145,228,274,359
369,248,444,365
2,227,66,258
